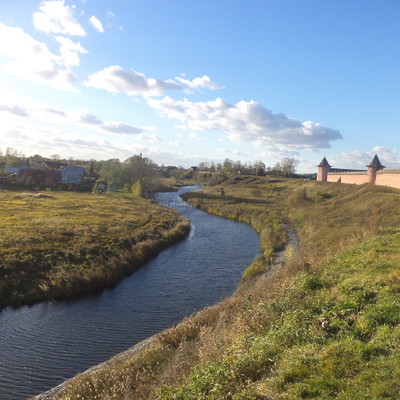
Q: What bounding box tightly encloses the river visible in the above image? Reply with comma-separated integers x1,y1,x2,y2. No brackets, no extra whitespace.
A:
0,185,260,399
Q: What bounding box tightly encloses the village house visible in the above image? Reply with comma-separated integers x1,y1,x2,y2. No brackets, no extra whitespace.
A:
317,154,400,189
4,164,88,188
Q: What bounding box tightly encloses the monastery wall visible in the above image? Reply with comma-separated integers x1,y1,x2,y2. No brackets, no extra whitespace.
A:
375,170,400,189
327,172,369,185
318,155,400,191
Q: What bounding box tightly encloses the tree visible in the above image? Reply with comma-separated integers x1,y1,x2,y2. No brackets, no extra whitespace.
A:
100,159,122,186
223,158,233,174
272,158,298,177
5,147,25,167
121,155,157,185
280,157,298,177
254,160,266,176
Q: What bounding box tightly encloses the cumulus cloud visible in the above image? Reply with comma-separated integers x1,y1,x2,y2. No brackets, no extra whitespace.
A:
33,0,86,36
60,109,143,135
0,104,29,117
0,22,82,91
55,36,87,67
84,66,222,97
148,97,343,151
29,106,144,135
89,15,104,33
176,75,223,91
329,147,400,169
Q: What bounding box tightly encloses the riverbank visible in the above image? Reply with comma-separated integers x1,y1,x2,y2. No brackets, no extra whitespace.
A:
33,223,299,400
37,177,400,399
0,190,190,309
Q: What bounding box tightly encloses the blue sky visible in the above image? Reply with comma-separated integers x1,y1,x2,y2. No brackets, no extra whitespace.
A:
0,0,399,172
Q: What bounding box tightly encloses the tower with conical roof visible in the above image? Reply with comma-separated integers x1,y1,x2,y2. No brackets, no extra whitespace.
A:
367,154,385,183
317,157,331,181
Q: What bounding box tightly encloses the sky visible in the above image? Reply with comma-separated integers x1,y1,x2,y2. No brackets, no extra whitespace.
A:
0,0,399,172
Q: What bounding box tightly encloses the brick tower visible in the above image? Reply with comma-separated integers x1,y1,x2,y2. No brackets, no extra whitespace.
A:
367,154,385,183
317,157,331,181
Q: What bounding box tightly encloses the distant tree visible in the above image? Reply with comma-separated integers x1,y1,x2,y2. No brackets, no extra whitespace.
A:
198,161,210,171
121,154,157,185
272,158,298,177
223,158,233,174
254,160,266,176
5,147,25,167
233,160,243,174
100,158,122,186
280,158,298,177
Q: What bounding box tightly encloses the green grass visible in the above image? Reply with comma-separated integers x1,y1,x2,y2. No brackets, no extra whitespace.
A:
37,177,400,400
159,228,400,399
0,190,190,309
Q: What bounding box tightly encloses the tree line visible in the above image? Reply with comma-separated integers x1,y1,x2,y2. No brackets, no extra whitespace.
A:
0,147,302,194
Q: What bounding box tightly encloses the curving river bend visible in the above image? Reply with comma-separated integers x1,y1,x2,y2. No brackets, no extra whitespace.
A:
0,185,260,399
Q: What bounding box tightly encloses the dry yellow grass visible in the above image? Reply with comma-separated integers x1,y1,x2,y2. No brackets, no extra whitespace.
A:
0,190,189,309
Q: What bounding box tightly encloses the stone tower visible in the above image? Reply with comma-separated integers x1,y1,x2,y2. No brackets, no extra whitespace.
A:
317,157,331,181
367,154,385,183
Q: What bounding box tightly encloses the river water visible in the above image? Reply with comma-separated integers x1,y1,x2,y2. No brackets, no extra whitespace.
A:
0,185,260,399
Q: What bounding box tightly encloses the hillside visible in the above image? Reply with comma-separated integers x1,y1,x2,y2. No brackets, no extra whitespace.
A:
37,178,400,399
0,190,190,309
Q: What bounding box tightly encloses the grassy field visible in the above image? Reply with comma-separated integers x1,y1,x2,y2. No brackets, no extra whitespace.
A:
0,190,190,309
35,178,400,399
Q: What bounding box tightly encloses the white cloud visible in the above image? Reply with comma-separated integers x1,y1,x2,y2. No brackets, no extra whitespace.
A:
49,108,144,135
0,101,146,136
84,66,222,97
0,104,29,117
188,132,201,140
219,148,248,157
33,0,86,36
176,75,224,91
0,23,80,91
329,147,400,169
147,135,162,143
89,15,104,33
148,97,343,151
55,36,87,67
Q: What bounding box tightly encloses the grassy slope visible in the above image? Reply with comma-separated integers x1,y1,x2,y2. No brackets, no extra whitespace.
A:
0,190,190,309
45,178,400,400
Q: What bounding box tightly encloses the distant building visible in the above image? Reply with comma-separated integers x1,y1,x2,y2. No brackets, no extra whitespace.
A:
5,166,29,175
3,164,88,188
18,169,61,188
60,166,87,184
317,154,400,189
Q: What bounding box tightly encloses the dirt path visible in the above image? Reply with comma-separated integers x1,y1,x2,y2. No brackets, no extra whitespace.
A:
265,223,300,277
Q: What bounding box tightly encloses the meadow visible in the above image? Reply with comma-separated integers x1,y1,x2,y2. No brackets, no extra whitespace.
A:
36,177,400,399
0,190,190,309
